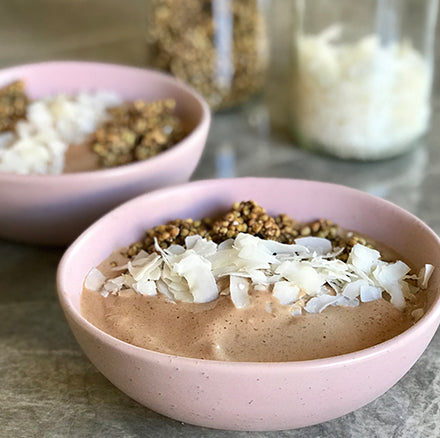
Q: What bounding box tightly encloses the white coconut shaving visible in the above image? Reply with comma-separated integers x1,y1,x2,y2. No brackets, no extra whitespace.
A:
84,268,107,292
273,281,301,305
0,91,122,174
85,234,434,316
128,251,162,281
229,275,251,308
294,236,332,255
173,253,218,303
133,280,157,296
418,264,434,289
304,294,359,314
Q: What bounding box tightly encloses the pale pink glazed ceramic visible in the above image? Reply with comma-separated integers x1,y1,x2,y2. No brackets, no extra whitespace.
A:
57,178,440,431
0,61,210,246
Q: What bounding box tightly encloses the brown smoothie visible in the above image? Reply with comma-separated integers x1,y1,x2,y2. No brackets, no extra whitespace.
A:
80,247,426,362
64,142,101,173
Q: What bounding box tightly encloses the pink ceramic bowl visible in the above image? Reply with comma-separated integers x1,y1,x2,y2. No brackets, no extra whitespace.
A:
57,178,440,431
0,61,210,246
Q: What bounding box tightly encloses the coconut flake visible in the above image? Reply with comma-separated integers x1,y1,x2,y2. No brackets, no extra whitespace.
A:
128,251,162,281
230,275,250,308
223,269,268,284
218,238,234,250
348,244,381,274
85,268,106,292
161,263,193,302
133,280,157,296
210,248,239,277
233,233,278,268
238,234,278,264
156,279,175,301
308,257,351,282
211,233,275,281
185,235,217,257
273,281,300,305
259,239,310,257
276,261,324,295
305,294,359,313
411,308,424,321
342,279,365,299
372,261,410,309
304,294,340,313
360,285,383,302
337,295,360,308
173,252,218,303
418,264,434,289
294,236,332,255
103,275,125,294
165,244,186,255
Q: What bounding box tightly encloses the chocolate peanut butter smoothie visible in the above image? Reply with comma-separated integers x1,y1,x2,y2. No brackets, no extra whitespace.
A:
81,201,433,362
81,255,417,362
64,142,101,172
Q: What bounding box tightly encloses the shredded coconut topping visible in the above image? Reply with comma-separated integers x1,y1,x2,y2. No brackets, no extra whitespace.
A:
294,25,431,159
85,234,434,315
0,91,122,174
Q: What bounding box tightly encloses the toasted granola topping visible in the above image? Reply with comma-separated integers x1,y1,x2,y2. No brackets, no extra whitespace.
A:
211,200,280,242
128,218,212,256
275,213,299,243
127,200,376,259
0,81,29,132
91,98,185,167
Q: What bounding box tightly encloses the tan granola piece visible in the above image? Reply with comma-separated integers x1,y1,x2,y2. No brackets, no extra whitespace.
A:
0,80,29,132
91,98,185,167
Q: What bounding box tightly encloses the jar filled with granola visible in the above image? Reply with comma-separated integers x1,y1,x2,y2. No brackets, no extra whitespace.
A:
288,0,438,160
145,0,269,111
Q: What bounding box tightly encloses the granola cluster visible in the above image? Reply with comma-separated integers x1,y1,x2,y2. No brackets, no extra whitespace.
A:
0,81,28,132
128,218,212,256
211,200,280,242
91,99,185,168
128,200,374,258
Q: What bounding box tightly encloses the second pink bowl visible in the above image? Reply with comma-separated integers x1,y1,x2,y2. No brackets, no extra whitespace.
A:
0,61,210,245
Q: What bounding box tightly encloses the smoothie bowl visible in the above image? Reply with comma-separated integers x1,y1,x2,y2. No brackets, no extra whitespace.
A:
56,178,440,431
0,61,210,245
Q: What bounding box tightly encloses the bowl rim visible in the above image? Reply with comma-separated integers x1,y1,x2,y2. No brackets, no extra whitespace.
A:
57,177,440,369
0,60,211,182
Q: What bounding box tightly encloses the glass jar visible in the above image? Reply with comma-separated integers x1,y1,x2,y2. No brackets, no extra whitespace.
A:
289,0,438,160
145,0,269,111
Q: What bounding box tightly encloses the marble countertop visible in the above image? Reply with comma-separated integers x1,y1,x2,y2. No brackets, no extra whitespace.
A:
1,1,439,437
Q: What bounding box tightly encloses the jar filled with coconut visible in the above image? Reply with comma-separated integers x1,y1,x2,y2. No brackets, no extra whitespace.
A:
287,0,438,160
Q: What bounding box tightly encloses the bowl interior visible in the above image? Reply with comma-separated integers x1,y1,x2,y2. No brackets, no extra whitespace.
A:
59,177,440,334
0,61,206,133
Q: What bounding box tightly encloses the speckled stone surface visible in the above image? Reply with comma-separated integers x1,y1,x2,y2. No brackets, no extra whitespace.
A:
1,1,439,437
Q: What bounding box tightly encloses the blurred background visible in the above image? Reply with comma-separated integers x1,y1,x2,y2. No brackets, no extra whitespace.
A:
0,0,146,67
